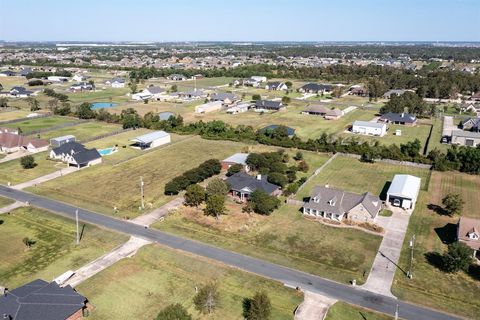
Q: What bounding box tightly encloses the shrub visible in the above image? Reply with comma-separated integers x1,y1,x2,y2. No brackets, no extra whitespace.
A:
156,304,192,320
20,155,36,169
249,190,280,215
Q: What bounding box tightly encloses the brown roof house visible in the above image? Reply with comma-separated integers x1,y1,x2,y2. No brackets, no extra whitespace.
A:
302,105,329,116
324,108,344,120
303,185,382,223
457,217,480,258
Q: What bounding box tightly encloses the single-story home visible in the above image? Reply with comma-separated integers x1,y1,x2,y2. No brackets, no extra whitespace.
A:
69,82,94,92
50,135,76,147
302,105,329,116
254,100,284,111
457,217,480,259
379,113,417,126
0,70,17,77
50,141,101,168
25,139,49,153
451,130,480,147
0,279,89,320
221,153,250,172
324,108,344,120
195,101,223,113
47,76,69,83
250,76,267,83
0,132,48,154
352,120,387,137
259,125,295,137
459,117,480,132
265,82,288,91
226,103,252,114
176,90,207,100
386,174,421,210
225,172,281,201
9,86,34,98
105,78,126,88
303,185,382,223
72,74,89,82
167,74,187,81
130,131,171,150
298,83,333,94
349,86,368,97
383,89,414,99
132,86,165,101
210,93,239,106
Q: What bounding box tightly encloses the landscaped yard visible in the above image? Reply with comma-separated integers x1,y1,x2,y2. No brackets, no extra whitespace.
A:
154,200,382,285
34,121,122,142
4,115,80,133
392,171,480,319
296,155,432,201
0,152,61,185
0,206,128,288
77,244,302,320
325,302,393,320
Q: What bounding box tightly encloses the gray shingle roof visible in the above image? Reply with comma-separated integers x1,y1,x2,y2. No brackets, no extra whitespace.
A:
255,100,283,110
226,172,280,195
52,141,86,156
71,148,101,165
0,279,86,320
380,112,417,123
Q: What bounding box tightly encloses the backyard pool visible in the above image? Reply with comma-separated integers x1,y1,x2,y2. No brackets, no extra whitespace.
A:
99,147,118,156
91,102,119,109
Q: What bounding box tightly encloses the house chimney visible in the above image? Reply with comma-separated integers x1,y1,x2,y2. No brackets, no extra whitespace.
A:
256,174,262,180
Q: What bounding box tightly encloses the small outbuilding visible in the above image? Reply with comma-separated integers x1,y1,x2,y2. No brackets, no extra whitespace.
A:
195,101,223,114
50,135,76,147
386,174,421,210
221,153,250,172
130,131,171,150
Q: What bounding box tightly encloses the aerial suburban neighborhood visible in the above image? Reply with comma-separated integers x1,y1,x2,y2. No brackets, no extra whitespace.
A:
0,1,479,320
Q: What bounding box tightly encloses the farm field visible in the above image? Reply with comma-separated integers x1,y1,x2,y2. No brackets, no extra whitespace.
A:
29,136,255,218
296,155,431,201
0,152,61,185
77,244,302,320
154,195,381,285
4,115,79,133
34,121,122,142
0,109,31,121
392,172,480,318
325,302,393,320
0,206,128,288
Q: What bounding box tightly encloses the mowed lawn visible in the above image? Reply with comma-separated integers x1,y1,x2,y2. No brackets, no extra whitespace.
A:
35,121,122,142
296,156,431,201
77,245,302,320
0,207,128,288
155,200,381,285
67,87,130,104
0,109,31,121
30,136,255,218
4,115,79,133
0,152,61,185
0,195,14,207
392,171,480,318
325,302,393,320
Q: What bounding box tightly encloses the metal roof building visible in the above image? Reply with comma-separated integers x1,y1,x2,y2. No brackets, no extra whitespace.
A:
130,131,171,150
386,174,421,210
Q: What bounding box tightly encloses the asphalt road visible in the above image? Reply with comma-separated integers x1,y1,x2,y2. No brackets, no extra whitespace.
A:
0,186,460,320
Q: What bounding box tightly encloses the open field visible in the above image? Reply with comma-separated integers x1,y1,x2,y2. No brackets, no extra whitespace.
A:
392,171,480,318
154,198,381,285
34,121,122,142
0,152,61,185
67,87,131,104
325,302,393,320
0,195,14,207
0,109,31,121
0,206,128,288
77,244,302,320
0,76,27,88
4,115,79,133
30,136,256,218
296,156,431,201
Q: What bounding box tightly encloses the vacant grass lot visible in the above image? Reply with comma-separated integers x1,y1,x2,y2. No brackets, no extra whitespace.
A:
77,245,302,320
0,152,61,185
154,201,381,285
325,302,393,320
35,121,122,142
392,171,480,319
0,109,31,121
296,156,431,201
67,87,130,104
0,207,128,288
4,115,79,133
0,196,14,207
30,136,255,218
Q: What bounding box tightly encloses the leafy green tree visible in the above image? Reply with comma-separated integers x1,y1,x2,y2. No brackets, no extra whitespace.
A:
171,84,178,92
77,102,96,119
442,193,464,216
184,184,206,207
249,190,280,215
267,172,288,188
121,108,141,129
245,291,272,320
252,94,261,101
206,178,229,196
193,283,219,314
128,81,138,94
20,155,36,169
26,97,40,111
281,96,291,105
442,242,474,273
156,304,192,320
285,81,293,89
0,97,8,108
293,152,303,161
227,163,243,176
298,161,309,173
367,78,387,101
204,194,226,218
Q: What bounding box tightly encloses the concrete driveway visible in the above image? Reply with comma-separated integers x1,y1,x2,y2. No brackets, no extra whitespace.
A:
442,116,456,137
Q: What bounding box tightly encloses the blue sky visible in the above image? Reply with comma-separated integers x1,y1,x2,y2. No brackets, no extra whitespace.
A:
1,0,479,41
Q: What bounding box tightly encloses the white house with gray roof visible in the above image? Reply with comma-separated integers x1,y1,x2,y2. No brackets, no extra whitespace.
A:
303,185,382,223
352,120,387,137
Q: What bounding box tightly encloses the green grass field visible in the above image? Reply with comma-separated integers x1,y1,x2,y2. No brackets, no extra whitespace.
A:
0,152,61,185
4,115,79,133
392,171,480,319
77,244,302,320
0,109,31,121
296,156,432,201
0,195,14,207
325,302,393,320
0,206,128,288
34,121,122,142
67,87,130,104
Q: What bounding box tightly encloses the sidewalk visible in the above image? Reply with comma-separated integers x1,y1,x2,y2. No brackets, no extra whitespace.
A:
361,208,411,297
11,166,78,190
0,201,25,214
295,291,337,320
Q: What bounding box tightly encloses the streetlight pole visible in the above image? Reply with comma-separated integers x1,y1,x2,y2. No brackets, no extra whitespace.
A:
75,209,80,245
140,176,145,210
394,304,399,320
407,234,415,279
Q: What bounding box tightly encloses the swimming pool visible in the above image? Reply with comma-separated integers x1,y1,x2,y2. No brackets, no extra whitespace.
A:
98,147,118,156
91,102,119,109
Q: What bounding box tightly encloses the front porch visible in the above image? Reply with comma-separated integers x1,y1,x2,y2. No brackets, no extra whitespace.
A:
303,207,344,222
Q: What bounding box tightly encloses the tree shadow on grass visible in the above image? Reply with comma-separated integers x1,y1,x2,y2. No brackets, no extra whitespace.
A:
434,223,457,244
424,251,445,271
427,204,449,216
468,264,480,281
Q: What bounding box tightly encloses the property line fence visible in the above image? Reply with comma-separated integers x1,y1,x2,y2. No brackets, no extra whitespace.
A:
80,127,133,143
24,119,88,136
0,112,52,125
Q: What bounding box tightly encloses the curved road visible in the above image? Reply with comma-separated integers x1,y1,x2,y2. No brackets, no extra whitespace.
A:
0,186,460,320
